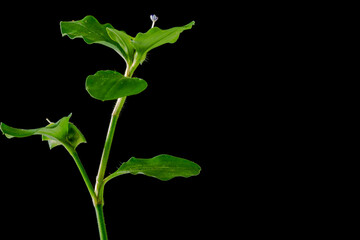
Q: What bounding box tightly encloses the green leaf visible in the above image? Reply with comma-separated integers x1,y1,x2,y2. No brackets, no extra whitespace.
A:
61,16,195,67
86,70,148,101
0,114,86,150
132,21,195,64
60,15,130,63
106,28,135,64
108,154,201,181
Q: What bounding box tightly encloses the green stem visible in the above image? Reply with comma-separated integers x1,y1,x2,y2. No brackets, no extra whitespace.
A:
64,144,96,200
95,204,108,240
93,61,140,240
93,87,127,240
94,62,138,204
94,96,126,204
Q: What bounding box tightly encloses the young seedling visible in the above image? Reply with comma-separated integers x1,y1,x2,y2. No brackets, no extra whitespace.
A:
0,15,200,240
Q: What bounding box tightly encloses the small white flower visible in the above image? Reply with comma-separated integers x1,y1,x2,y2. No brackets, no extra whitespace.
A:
150,14,158,22
150,14,158,28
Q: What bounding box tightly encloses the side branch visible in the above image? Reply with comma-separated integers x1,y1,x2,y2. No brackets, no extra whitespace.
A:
64,144,96,200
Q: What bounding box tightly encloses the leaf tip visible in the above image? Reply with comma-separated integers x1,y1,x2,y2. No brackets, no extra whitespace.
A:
0,122,4,135
59,20,70,37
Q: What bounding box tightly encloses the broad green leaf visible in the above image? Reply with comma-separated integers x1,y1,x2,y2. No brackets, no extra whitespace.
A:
0,114,86,150
86,70,148,101
60,15,130,63
107,154,201,181
132,21,195,63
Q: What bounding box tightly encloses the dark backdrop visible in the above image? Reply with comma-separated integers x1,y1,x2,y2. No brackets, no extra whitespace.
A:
0,1,309,239
0,2,231,239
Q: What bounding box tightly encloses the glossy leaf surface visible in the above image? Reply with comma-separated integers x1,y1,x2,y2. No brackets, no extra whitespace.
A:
0,114,86,150
132,21,195,63
108,154,201,181
86,70,148,101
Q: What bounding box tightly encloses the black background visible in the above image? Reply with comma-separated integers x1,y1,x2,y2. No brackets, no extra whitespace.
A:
0,1,320,239
0,1,235,239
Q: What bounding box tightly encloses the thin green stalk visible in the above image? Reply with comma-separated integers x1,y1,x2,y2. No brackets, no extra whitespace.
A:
94,63,137,204
64,144,96,200
95,204,108,240
92,87,127,240
94,96,126,204
93,61,139,240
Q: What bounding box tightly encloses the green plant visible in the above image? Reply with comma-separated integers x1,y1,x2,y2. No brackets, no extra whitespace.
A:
0,15,200,240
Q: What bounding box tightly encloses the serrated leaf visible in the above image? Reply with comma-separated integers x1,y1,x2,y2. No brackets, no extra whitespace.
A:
60,15,130,63
86,70,148,101
132,21,195,63
107,154,201,181
0,114,86,150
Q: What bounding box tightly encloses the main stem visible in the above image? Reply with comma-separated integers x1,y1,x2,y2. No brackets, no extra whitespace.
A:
95,97,126,202
93,63,135,240
95,204,107,240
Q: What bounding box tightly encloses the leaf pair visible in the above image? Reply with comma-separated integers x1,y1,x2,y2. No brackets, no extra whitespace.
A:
0,116,201,181
60,16,194,101
60,15,195,66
